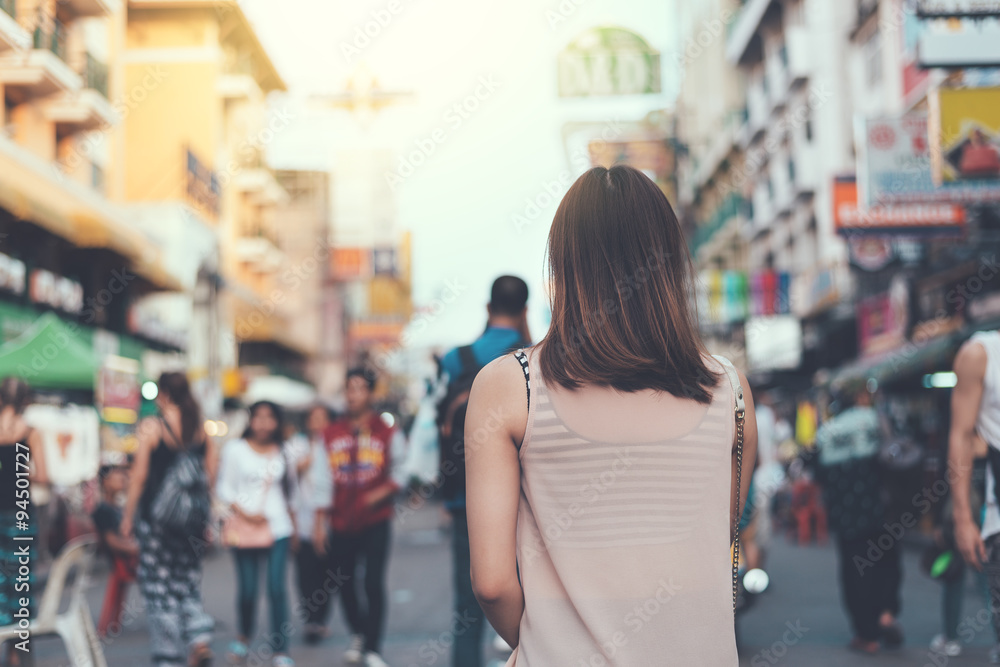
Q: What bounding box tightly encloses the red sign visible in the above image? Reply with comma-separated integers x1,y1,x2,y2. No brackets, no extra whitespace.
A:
833,176,965,235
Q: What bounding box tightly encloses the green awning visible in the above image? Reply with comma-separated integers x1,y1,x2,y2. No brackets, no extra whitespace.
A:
0,312,98,390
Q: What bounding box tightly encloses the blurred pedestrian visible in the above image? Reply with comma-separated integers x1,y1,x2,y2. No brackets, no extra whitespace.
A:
93,461,139,638
216,401,297,667
930,433,991,657
313,368,406,667
290,404,335,644
464,165,758,665
121,372,214,667
0,378,48,667
950,329,1000,662
815,386,903,654
437,275,530,667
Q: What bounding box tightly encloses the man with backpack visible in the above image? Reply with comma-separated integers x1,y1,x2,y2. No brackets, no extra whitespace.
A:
437,275,530,667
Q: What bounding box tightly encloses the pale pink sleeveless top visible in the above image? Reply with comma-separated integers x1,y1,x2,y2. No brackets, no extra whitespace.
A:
506,349,738,666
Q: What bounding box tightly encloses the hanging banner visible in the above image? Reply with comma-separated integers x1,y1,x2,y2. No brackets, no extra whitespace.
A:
749,270,791,317
857,289,909,358
930,87,1000,192
698,270,748,325
330,247,371,281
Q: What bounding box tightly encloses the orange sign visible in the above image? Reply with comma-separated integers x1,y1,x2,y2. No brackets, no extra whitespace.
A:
331,248,371,281
832,176,965,235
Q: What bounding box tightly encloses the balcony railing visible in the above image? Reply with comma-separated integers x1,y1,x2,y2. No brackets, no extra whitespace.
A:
691,194,747,255
83,52,108,98
0,0,15,19
33,17,67,62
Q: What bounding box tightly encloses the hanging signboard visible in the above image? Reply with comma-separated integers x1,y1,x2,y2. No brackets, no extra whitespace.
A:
916,1,1000,17
835,172,966,234
929,87,1000,193
558,27,662,97
857,289,909,358
96,355,141,425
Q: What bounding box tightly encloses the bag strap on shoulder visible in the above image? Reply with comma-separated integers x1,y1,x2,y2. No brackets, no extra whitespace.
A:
712,354,745,612
513,349,530,452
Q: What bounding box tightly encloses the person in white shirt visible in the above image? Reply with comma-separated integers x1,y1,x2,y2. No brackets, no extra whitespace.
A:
951,330,1000,663
287,405,336,644
216,401,297,667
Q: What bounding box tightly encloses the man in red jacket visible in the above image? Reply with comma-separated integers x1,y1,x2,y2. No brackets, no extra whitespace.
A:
314,368,406,667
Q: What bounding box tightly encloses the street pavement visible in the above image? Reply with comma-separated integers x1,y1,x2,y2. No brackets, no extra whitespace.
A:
27,501,998,666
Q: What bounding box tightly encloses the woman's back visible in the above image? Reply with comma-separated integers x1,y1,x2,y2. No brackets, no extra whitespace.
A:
510,349,737,666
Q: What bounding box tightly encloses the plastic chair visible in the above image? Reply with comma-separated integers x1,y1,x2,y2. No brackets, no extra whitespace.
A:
0,535,107,667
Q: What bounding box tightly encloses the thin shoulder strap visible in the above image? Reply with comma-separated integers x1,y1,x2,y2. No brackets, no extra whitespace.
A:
513,349,530,453
513,349,530,413
159,415,184,449
712,354,746,612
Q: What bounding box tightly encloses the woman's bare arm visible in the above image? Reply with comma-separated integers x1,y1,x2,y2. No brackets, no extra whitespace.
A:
465,355,527,648
28,427,48,487
732,368,758,543
121,417,159,537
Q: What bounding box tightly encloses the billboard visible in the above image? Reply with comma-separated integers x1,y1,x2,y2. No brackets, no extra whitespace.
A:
857,287,909,358
745,316,802,372
930,87,1000,191
558,27,662,97
858,111,1000,205
833,174,965,235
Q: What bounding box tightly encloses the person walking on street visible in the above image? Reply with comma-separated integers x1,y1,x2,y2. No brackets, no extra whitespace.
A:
216,401,298,667
464,165,758,665
121,372,215,667
815,386,903,654
0,378,48,667
930,433,991,657
438,275,530,667
313,368,406,667
950,329,1000,662
289,404,336,644
93,461,139,638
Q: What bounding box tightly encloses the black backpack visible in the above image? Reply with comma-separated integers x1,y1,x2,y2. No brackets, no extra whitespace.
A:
436,341,524,502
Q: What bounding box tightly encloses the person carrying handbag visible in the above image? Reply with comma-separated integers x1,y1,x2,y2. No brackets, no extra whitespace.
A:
215,401,298,667
121,372,215,667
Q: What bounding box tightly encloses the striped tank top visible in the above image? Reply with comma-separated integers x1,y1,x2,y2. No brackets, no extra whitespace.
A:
506,349,738,666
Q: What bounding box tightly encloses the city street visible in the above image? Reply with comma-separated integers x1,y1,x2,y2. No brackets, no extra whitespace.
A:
27,501,997,667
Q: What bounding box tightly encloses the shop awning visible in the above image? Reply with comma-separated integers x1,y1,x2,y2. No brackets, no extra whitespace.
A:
828,332,960,391
0,136,183,292
0,312,97,390
243,375,317,410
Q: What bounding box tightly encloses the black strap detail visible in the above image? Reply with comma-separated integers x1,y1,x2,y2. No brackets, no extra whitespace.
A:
457,345,478,374
513,349,530,413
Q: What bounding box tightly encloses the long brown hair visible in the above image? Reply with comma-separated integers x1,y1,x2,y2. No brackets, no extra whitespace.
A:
539,165,720,403
157,372,203,443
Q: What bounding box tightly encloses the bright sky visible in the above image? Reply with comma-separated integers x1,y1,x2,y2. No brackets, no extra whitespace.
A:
241,0,681,359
